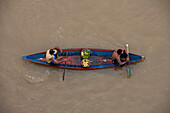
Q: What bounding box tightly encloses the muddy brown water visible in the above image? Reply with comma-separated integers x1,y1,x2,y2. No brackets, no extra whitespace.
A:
0,0,170,113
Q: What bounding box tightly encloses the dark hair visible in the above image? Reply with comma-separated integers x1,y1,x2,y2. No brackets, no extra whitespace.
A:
49,49,55,55
120,53,127,58
117,49,122,55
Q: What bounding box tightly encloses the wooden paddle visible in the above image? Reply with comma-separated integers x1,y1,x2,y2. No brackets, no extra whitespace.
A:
62,50,68,81
126,44,132,77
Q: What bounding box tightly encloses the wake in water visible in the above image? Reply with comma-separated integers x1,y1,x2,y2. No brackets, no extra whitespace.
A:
22,69,50,84
22,67,63,84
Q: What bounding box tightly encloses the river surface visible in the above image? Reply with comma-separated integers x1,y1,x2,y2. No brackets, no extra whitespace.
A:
0,0,170,113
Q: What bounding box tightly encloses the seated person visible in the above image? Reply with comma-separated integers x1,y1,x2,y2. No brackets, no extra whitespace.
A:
112,48,129,66
46,46,67,64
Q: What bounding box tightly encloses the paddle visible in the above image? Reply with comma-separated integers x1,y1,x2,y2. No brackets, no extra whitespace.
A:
126,44,132,77
62,50,68,81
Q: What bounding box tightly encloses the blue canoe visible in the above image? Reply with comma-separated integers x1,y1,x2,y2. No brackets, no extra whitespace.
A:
22,48,145,70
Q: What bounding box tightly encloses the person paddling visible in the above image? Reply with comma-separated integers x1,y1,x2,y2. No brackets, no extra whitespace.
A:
46,46,67,64
112,48,129,67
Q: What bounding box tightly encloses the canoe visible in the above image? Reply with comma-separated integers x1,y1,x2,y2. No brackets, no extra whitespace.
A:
22,48,145,70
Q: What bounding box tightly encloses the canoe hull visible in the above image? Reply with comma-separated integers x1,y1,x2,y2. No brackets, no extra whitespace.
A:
22,48,144,70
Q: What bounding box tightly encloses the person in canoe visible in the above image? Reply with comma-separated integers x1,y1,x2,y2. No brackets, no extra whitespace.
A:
112,48,129,67
46,46,67,64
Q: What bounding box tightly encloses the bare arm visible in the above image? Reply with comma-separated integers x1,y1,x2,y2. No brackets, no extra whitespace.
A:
112,52,114,59
51,57,67,64
124,49,129,61
112,50,117,59
116,56,127,65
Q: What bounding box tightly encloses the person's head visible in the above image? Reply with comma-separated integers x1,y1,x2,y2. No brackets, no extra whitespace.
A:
120,54,127,59
49,49,55,55
117,49,122,55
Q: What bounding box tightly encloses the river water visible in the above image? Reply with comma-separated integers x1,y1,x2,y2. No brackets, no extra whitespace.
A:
0,0,170,113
